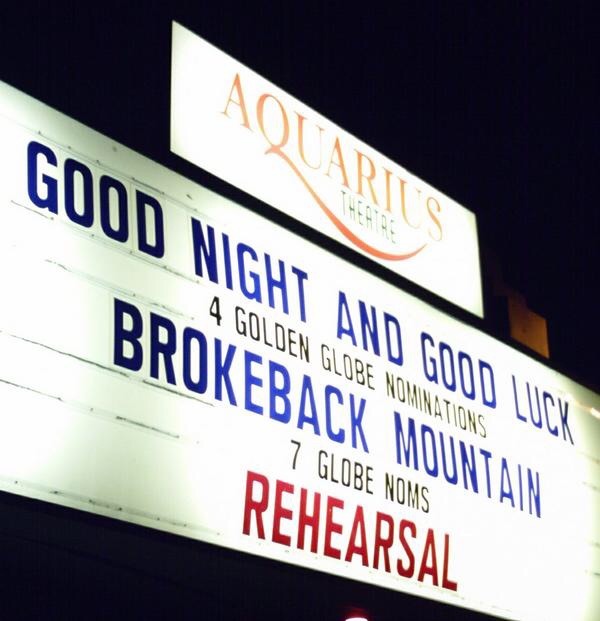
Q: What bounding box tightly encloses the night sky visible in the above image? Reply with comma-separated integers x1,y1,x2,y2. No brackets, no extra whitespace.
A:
1,1,597,388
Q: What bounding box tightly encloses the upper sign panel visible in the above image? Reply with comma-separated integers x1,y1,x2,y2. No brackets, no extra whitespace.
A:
170,22,483,317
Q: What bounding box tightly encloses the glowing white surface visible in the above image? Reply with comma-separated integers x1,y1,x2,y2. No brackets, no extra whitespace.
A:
1,82,599,620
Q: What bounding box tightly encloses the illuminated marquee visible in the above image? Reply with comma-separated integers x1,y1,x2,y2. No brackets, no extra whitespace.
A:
1,82,599,620
170,22,483,317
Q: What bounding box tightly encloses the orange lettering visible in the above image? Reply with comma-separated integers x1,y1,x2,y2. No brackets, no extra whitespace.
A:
383,167,393,212
355,150,379,206
427,196,443,241
296,113,323,170
222,73,251,129
326,137,350,188
257,93,290,150
399,178,422,229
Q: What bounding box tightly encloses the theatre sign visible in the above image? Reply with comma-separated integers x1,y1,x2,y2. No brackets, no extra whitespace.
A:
0,75,599,621
170,22,483,317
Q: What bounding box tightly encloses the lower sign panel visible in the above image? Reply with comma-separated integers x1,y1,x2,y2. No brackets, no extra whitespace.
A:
0,82,599,620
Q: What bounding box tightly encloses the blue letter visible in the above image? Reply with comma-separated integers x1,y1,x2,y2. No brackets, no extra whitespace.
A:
113,298,143,371
269,360,291,423
238,244,262,302
182,327,208,394
137,191,165,258
359,301,379,355
558,399,574,445
150,312,177,385
214,339,237,405
421,424,439,476
479,361,496,408
27,141,57,213
100,175,129,243
393,411,419,469
384,312,403,366
325,385,345,444
64,158,94,228
297,375,321,435
458,352,475,400
350,394,369,452
421,332,437,383
191,217,218,282
291,266,308,323
244,351,263,414
336,291,356,345
439,342,456,392
265,253,289,315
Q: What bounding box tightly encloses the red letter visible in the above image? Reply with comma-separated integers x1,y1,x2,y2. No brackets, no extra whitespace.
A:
344,505,369,567
442,533,458,591
323,496,344,559
397,519,416,578
272,479,294,546
242,471,269,538
372,511,394,572
297,488,321,553
417,528,439,586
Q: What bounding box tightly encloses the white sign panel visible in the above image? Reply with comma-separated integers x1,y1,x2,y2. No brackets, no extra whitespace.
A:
170,22,483,317
1,82,599,620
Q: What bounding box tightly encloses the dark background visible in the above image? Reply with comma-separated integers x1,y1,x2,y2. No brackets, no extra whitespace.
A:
1,1,597,387
0,2,597,619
